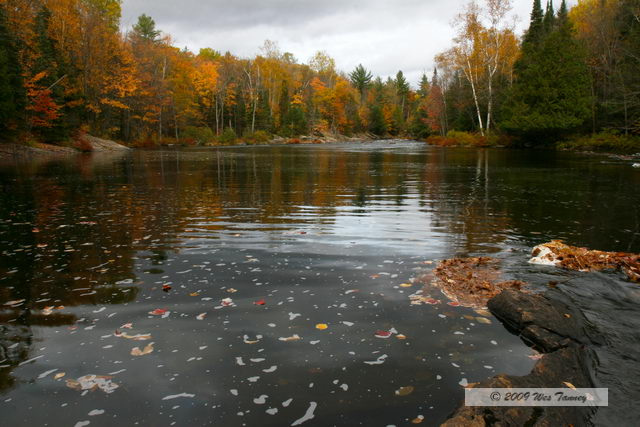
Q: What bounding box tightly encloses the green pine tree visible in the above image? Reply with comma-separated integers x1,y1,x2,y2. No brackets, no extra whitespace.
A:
500,0,592,141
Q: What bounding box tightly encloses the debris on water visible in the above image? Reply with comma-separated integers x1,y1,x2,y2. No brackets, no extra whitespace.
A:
162,284,172,292
364,354,388,365
395,386,414,396
221,298,234,307
475,317,492,324
115,331,151,341
424,257,526,308
227,288,237,293
253,299,266,305
38,369,58,379
88,409,105,416
149,309,167,316
4,299,25,307
411,415,425,424
131,342,154,356
120,323,133,329
315,323,328,330
291,402,317,426
54,372,66,380
374,330,392,338
279,334,301,342
196,312,206,320
530,240,640,282
396,334,407,340
282,398,293,407
66,375,119,394
162,393,195,400
288,312,301,320
253,395,268,404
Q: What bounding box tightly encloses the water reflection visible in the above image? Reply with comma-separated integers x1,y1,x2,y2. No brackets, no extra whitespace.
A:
0,142,638,425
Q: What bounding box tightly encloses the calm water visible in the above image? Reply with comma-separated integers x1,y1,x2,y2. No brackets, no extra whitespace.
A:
1,142,639,426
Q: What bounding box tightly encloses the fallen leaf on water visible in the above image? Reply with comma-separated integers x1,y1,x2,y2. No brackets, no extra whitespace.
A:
4,299,25,306
253,299,266,306
474,309,492,317
221,298,233,307
399,283,413,288
227,288,237,293
422,298,440,305
162,284,172,292
396,334,407,340
528,353,544,360
411,415,424,424
66,375,118,394
120,323,133,329
447,301,461,307
131,342,154,356
562,381,577,390
395,386,414,396
475,317,492,324
149,309,167,315
279,334,301,342
563,313,571,318
374,330,392,339
116,331,151,341
315,323,328,330
370,274,380,279
54,372,66,380
42,306,54,316
189,292,200,297
196,312,206,320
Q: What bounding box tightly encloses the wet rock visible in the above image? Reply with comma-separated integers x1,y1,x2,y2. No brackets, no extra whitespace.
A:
530,240,640,282
83,135,130,152
442,345,595,427
442,288,602,426
488,289,594,353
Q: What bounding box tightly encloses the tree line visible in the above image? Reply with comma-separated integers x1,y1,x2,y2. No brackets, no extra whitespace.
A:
0,0,638,147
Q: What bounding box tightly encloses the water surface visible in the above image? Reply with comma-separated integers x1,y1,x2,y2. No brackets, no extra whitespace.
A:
1,142,639,426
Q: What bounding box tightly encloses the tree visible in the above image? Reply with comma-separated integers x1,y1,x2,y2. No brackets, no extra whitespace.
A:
500,0,592,139
0,5,24,137
349,64,373,97
133,14,160,41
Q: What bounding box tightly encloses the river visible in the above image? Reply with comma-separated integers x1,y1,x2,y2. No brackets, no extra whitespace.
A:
0,141,638,426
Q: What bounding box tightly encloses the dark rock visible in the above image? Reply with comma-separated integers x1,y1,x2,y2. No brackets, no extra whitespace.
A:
487,289,594,353
442,345,595,427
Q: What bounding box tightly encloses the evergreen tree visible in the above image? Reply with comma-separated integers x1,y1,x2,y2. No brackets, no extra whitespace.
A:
349,64,373,97
522,0,545,45
0,5,24,138
500,0,592,140
133,14,160,41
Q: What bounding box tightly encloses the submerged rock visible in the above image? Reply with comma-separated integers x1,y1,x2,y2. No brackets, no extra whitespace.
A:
427,257,526,308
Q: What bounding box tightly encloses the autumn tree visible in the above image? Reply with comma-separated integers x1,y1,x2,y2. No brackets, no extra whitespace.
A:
0,5,24,137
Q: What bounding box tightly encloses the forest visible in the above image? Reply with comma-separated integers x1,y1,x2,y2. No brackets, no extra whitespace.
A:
0,0,639,150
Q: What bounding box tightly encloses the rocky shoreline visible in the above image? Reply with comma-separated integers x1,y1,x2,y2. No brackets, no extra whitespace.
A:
442,288,599,426
0,135,129,163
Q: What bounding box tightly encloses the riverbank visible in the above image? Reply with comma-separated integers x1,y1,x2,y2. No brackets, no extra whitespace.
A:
439,245,640,425
0,136,130,163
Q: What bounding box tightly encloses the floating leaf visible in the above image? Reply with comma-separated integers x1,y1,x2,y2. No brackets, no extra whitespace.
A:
131,342,154,356
189,292,200,297
54,372,66,380
399,283,413,288
253,299,266,306
120,323,133,329
411,415,424,424
315,323,328,330
66,375,118,394
395,386,414,396
162,284,172,292
396,334,407,340
374,330,392,338
116,331,151,341
474,309,491,317
447,301,460,307
149,309,167,315
221,298,233,307
475,317,492,324
562,381,577,390
196,312,206,320
279,334,301,342
227,288,237,293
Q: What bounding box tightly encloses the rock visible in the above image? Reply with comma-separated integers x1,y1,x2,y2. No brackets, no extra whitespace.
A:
529,240,640,282
487,289,594,352
442,345,595,427
83,135,130,152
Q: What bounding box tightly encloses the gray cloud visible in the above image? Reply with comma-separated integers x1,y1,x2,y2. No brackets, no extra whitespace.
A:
121,0,575,86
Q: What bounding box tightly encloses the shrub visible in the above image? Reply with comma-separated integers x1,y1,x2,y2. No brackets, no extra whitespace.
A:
217,128,238,145
242,130,271,144
557,131,640,153
182,126,215,145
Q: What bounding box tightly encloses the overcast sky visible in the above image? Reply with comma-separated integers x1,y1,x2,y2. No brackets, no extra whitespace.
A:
121,0,576,86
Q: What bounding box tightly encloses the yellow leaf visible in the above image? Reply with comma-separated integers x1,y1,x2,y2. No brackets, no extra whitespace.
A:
54,372,66,380
315,323,328,330
395,386,414,396
563,381,577,390
131,342,154,356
